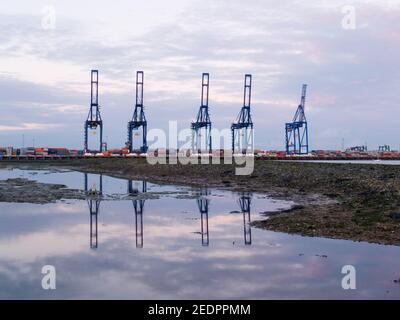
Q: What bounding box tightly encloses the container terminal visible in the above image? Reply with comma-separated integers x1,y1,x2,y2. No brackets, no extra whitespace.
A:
0,70,398,161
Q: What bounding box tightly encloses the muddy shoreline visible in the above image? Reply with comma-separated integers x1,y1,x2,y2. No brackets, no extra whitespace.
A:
0,176,169,203
1,159,400,246
0,178,86,204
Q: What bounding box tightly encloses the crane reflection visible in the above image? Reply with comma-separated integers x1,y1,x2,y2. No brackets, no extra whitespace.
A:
196,188,210,246
82,175,254,249
84,173,103,249
238,193,252,245
128,180,147,248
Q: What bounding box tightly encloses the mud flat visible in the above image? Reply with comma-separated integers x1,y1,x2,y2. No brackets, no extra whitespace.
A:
1,158,400,245
0,178,86,204
0,174,162,204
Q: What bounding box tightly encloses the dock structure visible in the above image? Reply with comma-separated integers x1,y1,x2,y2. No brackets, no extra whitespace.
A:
285,84,309,155
231,74,253,154
127,71,148,153
84,70,104,153
379,145,390,152
191,73,212,154
6,69,400,161
349,146,367,152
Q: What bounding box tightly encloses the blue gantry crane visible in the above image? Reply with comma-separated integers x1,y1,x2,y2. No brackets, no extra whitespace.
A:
191,73,212,154
84,70,103,153
231,74,253,154
127,71,148,153
285,84,309,155
378,145,390,152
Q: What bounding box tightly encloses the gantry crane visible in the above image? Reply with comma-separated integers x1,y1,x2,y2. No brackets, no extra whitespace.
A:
191,73,212,154
84,70,103,153
127,71,148,153
231,74,253,154
285,84,309,155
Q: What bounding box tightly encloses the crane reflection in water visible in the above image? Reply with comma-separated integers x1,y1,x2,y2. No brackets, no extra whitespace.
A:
128,180,147,248
83,175,253,249
196,188,210,246
238,192,252,245
84,173,103,249
195,189,252,246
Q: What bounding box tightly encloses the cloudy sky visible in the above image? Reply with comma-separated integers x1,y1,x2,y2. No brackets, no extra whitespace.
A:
0,0,399,150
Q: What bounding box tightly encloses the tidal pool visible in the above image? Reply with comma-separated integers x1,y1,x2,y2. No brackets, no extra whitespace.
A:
0,168,399,299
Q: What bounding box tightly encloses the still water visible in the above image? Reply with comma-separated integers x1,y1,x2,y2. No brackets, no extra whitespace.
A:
0,168,399,299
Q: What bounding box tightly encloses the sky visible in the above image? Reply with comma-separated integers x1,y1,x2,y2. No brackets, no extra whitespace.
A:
0,0,399,150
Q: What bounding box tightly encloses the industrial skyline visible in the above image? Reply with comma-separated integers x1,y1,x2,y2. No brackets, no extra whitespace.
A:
0,0,399,150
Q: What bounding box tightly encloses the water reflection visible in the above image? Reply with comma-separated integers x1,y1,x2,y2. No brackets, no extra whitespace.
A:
128,181,147,248
1,169,400,299
84,173,103,195
81,177,254,249
195,189,252,246
197,188,210,246
84,173,103,249
88,200,100,249
239,193,252,245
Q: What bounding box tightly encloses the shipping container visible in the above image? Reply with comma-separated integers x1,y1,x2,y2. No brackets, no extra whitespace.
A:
48,148,69,156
